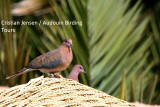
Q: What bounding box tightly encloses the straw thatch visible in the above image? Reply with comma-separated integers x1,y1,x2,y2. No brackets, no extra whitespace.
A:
0,76,135,107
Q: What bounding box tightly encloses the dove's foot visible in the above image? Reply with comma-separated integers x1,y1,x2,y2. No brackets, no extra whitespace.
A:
49,72,63,78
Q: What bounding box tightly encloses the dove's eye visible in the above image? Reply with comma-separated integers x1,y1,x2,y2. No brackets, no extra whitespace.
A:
64,40,68,43
79,67,82,69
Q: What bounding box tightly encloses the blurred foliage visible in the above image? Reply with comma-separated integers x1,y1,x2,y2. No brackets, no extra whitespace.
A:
0,0,160,105
0,0,32,86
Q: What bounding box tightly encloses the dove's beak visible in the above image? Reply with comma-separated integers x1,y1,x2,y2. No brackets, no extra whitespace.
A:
83,71,86,73
70,43,73,47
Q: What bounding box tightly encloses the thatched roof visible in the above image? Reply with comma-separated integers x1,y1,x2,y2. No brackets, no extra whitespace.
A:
0,76,135,107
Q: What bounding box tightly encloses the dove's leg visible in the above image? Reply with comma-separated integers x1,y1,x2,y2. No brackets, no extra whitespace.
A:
49,72,63,78
54,73,63,78
49,73,55,78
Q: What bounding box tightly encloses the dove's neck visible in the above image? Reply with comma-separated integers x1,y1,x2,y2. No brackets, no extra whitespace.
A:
60,45,72,52
68,70,79,82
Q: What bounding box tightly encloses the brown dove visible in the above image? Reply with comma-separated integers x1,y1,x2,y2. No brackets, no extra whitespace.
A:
67,64,86,82
6,38,73,79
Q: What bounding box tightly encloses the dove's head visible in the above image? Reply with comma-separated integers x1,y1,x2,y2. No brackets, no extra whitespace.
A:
62,38,73,47
72,64,86,74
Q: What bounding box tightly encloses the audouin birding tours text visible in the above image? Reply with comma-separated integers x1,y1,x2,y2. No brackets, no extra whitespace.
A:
1,20,83,33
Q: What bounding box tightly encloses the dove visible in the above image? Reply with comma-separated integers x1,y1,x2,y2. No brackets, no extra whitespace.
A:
6,38,73,79
67,64,86,82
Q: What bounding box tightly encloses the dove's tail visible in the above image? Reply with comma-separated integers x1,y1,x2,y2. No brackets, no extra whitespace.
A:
6,68,33,79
